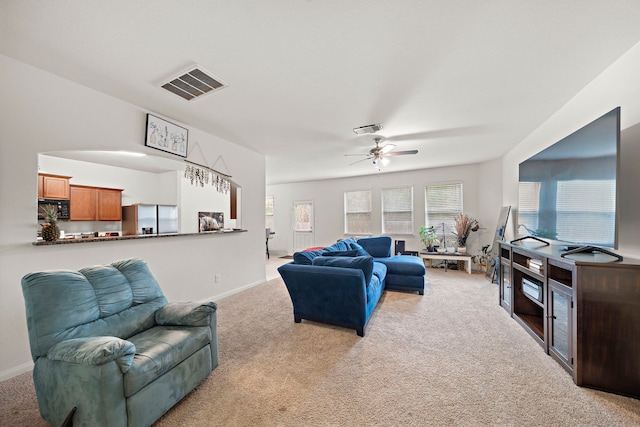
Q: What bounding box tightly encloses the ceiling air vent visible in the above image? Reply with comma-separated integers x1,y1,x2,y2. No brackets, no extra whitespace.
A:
160,65,228,101
353,123,383,135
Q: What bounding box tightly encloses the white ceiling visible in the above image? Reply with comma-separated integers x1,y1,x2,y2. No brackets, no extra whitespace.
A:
3,1,640,185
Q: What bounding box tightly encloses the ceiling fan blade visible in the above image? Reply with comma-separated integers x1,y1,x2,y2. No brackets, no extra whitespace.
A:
344,153,369,156
387,150,418,156
349,156,373,166
380,144,396,154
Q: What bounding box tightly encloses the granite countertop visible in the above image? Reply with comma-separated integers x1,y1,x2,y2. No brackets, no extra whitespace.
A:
33,229,247,245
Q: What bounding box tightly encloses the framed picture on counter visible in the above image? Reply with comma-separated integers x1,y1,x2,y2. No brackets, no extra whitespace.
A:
145,114,188,157
198,212,224,232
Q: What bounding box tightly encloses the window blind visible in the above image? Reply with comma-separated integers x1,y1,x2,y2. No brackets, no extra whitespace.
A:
425,183,463,240
382,186,413,234
345,190,372,234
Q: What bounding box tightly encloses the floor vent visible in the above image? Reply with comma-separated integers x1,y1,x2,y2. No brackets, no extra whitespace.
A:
160,65,227,101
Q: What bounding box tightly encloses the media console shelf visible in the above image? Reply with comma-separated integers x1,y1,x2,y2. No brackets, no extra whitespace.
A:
499,241,640,398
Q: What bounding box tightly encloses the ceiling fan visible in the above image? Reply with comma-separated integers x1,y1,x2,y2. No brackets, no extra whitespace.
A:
345,137,418,168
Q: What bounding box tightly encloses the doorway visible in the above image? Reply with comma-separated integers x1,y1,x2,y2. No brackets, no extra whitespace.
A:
293,200,314,252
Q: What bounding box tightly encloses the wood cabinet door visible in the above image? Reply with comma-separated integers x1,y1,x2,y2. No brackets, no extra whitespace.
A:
37,175,44,199
70,186,96,220
98,189,122,221
42,175,70,199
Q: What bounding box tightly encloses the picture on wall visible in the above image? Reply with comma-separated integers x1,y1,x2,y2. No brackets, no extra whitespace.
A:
145,114,188,157
199,212,224,232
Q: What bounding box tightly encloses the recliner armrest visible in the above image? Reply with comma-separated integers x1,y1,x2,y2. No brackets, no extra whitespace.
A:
47,336,135,373
155,300,217,327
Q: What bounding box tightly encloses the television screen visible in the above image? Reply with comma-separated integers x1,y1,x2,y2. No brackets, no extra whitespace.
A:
518,107,620,248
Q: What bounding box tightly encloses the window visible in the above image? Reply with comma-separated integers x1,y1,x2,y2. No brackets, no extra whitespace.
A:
344,190,372,235
382,186,413,235
265,195,274,231
425,182,463,241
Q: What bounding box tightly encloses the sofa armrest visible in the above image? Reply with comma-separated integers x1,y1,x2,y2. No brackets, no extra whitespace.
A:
155,300,218,327
278,263,368,325
47,336,135,373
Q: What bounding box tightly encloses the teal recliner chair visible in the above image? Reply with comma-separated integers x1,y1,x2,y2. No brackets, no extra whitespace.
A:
21,258,218,427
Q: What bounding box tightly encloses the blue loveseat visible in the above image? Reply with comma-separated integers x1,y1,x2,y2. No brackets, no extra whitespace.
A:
21,258,218,427
278,236,426,336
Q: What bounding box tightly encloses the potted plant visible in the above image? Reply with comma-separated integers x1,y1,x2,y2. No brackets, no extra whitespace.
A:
419,225,440,252
453,213,479,253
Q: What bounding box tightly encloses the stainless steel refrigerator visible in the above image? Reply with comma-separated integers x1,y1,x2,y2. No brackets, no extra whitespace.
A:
157,205,178,234
122,204,158,236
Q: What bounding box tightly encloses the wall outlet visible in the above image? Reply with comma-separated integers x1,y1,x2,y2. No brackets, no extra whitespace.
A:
214,274,221,283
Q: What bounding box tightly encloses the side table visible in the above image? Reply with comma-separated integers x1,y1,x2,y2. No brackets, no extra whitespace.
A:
419,252,473,274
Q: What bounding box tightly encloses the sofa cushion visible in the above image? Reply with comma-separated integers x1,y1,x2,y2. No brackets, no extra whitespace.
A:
377,255,426,276
357,236,392,258
372,262,387,283
293,249,325,265
347,241,371,257
312,255,374,285
124,325,211,397
325,240,351,252
321,250,358,257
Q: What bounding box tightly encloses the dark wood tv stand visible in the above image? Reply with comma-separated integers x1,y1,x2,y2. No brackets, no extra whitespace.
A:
499,241,640,398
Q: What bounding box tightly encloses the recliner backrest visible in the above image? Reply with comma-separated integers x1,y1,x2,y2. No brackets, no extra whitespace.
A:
21,258,167,361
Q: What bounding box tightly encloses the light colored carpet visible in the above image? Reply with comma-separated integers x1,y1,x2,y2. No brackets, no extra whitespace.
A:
2,269,639,426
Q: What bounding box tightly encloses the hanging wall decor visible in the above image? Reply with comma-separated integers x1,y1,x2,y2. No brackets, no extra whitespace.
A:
183,141,232,194
145,114,188,157
184,160,231,193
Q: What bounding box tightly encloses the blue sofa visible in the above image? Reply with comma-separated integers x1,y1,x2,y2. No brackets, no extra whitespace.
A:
278,236,426,336
21,258,218,427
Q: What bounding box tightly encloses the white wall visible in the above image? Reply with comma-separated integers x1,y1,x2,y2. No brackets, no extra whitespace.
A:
502,40,640,259
267,162,503,259
180,177,231,234
0,54,266,379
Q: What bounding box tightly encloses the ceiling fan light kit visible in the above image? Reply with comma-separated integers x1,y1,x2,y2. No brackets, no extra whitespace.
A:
346,134,418,170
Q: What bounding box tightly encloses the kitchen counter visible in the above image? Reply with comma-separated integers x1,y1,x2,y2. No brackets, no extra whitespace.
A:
33,229,247,245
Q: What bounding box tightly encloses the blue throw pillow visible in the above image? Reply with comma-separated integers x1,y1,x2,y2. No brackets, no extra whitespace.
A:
321,250,358,257
326,240,350,252
357,236,392,258
348,241,370,257
312,255,373,285
293,250,325,265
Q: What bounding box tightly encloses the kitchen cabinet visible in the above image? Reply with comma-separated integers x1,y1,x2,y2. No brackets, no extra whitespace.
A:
98,188,124,221
70,185,123,221
38,174,71,200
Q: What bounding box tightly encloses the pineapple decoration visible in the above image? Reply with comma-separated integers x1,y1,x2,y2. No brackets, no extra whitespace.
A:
40,204,61,241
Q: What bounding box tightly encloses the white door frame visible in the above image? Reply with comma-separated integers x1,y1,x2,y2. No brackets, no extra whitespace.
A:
293,199,314,252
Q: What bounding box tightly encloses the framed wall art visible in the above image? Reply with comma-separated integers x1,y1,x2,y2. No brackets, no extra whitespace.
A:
145,114,188,157
198,212,224,232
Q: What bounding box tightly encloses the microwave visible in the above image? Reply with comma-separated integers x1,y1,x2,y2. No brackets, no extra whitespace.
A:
38,199,70,220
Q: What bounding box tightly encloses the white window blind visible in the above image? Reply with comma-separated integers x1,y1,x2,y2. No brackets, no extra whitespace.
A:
382,186,413,234
425,183,463,240
344,190,371,235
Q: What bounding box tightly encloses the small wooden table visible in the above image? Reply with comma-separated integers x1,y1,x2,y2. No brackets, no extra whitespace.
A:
419,252,473,274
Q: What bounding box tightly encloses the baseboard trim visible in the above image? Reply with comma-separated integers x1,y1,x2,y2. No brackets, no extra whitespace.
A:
212,278,268,301
0,361,33,382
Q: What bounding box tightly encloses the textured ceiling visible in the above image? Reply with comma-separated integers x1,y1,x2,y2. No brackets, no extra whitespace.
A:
2,1,640,184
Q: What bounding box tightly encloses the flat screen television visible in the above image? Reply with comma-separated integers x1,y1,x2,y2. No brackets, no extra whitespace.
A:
517,107,620,249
